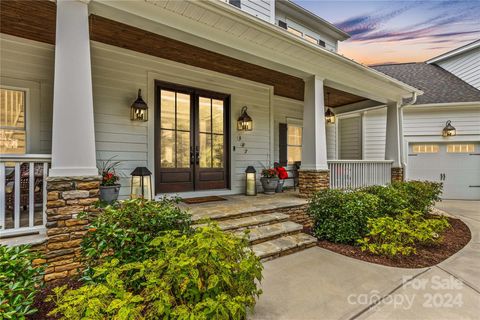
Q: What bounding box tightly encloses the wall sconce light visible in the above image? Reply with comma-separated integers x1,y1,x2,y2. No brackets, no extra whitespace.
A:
442,120,456,137
237,106,253,131
325,108,336,124
130,89,148,121
130,167,152,200
245,166,257,196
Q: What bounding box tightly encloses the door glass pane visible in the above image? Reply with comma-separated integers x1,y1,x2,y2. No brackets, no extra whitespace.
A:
212,99,224,134
177,93,190,131
199,133,212,168
212,135,224,168
199,97,211,133
160,130,175,168
160,90,175,130
177,131,190,168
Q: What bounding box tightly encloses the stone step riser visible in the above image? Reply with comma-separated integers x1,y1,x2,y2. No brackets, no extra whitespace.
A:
260,241,317,262
247,229,303,246
221,217,289,231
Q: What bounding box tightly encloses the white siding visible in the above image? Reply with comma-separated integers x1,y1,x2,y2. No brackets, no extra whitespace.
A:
363,108,387,160
338,116,362,159
1,34,279,197
240,0,274,23
436,47,480,90
326,123,336,159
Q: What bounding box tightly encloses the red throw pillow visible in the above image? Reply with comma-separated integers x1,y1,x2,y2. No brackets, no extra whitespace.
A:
276,166,289,179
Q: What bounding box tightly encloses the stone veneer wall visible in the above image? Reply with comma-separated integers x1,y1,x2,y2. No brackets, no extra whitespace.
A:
36,176,101,282
391,167,404,182
298,170,330,198
259,204,312,230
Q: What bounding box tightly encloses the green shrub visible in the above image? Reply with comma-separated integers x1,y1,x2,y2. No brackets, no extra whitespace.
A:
0,245,44,319
358,211,450,257
81,198,192,275
308,189,380,244
360,185,408,216
392,181,442,214
49,225,263,320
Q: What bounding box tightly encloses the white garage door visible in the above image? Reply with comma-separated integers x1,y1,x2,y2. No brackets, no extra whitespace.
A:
407,142,480,200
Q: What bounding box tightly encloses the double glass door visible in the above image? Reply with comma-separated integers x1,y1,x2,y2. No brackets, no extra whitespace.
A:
155,82,229,193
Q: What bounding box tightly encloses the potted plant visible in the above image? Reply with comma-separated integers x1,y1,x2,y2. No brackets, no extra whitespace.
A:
98,157,121,204
260,168,279,195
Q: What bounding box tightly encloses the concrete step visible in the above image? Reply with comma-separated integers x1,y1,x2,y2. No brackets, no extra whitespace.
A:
212,212,290,231
252,233,317,261
234,221,303,245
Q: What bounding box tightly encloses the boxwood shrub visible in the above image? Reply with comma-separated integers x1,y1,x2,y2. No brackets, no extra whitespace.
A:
81,198,192,275
0,244,44,319
308,189,380,244
49,225,263,320
392,181,442,214
360,185,408,216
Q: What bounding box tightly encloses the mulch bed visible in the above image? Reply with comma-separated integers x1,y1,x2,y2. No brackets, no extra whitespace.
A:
28,277,83,320
316,216,471,268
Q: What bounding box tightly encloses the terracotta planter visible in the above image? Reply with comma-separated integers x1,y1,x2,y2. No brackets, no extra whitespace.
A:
100,184,121,204
260,177,279,195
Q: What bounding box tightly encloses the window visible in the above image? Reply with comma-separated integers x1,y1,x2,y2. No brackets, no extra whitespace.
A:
318,40,326,47
0,88,26,154
287,125,302,163
447,144,474,153
412,144,439,153
304,34,318,45
287,26,303,37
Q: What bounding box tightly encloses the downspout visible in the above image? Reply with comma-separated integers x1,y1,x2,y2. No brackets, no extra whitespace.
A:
397,92,418,174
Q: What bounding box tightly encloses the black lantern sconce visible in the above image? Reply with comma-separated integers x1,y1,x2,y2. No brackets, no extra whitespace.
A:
442,120,456,137
325,108,336,124
130,89,148,121
237,106,253,131
130,167,152,200
245,166,257,196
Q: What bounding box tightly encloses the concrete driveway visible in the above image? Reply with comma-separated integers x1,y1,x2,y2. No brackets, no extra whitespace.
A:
250,200,480,320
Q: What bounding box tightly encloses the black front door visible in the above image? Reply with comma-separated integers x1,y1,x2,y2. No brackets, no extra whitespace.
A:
155,81,229,193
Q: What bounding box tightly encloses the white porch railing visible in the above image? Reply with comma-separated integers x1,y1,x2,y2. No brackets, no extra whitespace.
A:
328,160,393,189
0,154,51,237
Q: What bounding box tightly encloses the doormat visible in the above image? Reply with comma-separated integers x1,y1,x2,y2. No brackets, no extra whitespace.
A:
181,196,227,204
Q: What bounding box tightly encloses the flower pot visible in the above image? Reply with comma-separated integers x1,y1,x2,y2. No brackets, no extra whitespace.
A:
100,184,121,204
260,177,279,195
275,179,285,193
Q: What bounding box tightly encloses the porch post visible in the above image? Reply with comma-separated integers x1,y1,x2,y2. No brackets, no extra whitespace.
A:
50,0,97,177
385,101,404,182
299,75,329,198
40,0,101,283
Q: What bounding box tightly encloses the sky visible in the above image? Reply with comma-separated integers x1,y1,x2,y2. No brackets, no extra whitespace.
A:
293,0,480,65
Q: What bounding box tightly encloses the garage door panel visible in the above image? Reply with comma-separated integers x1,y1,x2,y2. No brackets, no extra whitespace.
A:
407,142,480,200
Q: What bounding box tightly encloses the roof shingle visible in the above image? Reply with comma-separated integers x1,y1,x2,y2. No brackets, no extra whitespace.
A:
371,63,480,105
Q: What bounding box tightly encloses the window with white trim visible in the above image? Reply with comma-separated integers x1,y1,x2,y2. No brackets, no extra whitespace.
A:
0,88,26,154
287,26,303,37
447,144,474,153
412,144,439,153
287,124,302,164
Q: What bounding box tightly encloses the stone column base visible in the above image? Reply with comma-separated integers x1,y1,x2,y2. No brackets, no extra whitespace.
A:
298,170,329,198
391,167,404,183
42,175,101,282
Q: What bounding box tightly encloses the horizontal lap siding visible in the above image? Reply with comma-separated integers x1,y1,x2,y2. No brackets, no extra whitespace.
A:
326,123,336,159
0,34,54,154
240,0,273,23
363,109,386,160
339,116,362,159
436,47,480,90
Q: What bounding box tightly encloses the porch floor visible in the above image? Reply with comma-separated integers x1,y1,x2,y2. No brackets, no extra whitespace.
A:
178,190,307,222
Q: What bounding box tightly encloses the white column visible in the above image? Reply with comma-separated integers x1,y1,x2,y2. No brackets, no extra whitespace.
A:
301,75,328,170
385,101,403,167
49,0,97,177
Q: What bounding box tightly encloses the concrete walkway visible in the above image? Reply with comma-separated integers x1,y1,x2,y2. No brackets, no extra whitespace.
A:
250,200,480,320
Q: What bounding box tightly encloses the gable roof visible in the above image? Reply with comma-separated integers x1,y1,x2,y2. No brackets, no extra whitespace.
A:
371,62,480,105
427,39,480,64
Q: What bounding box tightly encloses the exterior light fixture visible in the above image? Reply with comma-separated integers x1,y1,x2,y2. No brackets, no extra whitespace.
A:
130,89,148,121
442,120,456,137
325,108,335,124
245,166,257,196
237,106,253,131
130,167,152,200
